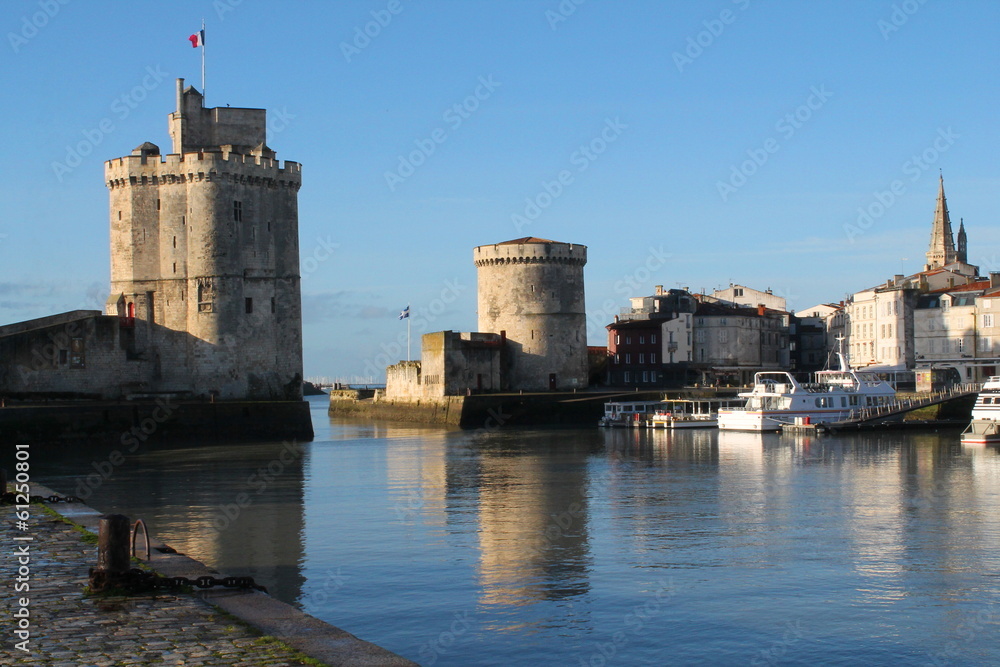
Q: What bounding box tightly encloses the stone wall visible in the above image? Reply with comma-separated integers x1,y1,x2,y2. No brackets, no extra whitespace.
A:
0,314,148,399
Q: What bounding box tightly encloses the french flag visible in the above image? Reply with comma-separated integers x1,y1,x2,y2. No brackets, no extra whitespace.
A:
189,30,204,48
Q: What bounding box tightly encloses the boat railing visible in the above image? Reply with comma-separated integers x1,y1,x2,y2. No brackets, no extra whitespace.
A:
848,382,982,422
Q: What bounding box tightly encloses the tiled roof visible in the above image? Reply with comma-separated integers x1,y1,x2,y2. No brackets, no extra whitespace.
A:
497,237,558,245
928,280,990,294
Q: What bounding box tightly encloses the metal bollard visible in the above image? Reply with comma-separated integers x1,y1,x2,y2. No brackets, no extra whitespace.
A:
89,514,131,592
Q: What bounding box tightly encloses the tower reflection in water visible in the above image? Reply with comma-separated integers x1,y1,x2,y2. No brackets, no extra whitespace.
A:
28,438,307,603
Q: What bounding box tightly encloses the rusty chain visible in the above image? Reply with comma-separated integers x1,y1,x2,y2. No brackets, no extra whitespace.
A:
2,491,83,504
92,568,267,593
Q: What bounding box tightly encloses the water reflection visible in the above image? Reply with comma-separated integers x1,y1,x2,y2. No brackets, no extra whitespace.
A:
21,438,307,602
472,431,596,608
19,404,1000,665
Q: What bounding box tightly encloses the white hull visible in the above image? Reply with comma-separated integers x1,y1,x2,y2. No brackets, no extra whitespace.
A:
961,378,1000,444
960,420,1000,445
718,409,855,432
648,418,717,429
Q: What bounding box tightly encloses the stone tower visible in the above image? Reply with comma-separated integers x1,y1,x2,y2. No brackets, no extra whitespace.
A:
474,237,587,391
104,78,304,400
957,218,968,264
925,174,957,270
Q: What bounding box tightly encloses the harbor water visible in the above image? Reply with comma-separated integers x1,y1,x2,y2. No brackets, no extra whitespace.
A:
23,395,1000,665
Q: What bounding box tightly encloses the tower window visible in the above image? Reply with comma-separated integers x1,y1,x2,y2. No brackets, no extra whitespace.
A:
267,220,271,232
156,199,161,211
245,297,253,314
182,216,185,226
234,201,243,222
172,262,176,274
118,211,121,220
173,236,176,248
271,297,276,314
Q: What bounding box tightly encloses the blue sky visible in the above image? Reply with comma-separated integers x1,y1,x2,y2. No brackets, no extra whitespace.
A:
3,0,999,380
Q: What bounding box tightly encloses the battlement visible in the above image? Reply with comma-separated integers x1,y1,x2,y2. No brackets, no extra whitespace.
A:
105,150,301,190
474,239,587,267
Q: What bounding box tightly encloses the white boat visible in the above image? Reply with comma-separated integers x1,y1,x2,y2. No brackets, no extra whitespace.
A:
647,398,743,429
960,377,1000,444
598,400,662,427
717,351,896,432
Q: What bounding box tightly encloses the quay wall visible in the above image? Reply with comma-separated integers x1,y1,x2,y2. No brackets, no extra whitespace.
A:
328,391,670,428
0,400,313,443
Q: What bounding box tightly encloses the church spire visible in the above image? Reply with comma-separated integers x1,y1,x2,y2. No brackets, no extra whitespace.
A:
926,173,956,269
957,217,968,264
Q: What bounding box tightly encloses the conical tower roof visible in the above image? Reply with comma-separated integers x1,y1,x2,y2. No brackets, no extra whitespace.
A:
926,174,956,268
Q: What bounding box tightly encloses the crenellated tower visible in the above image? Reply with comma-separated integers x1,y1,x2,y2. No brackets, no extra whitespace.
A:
474,238,588,390
105,78,304,400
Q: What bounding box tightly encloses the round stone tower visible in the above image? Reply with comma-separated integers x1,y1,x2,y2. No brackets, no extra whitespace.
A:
474,237,587,391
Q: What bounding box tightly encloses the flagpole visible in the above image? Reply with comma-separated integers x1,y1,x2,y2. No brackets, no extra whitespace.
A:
201,18,206,104
407,313,411,361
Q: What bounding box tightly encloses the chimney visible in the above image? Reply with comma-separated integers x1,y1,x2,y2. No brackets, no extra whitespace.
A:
894,274,904,285
176,78,184,114
991,272,1000,289
654,285,663,296
757,304,766,316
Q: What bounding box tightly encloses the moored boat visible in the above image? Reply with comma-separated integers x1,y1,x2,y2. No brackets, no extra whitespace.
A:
960,377,1000,444
598,400,662,427
717,350,896,432
647,398,743,429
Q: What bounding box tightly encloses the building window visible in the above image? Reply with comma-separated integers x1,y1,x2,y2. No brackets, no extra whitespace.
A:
639,353,645,364
614,353,620,364
58,349,68,365
984,314,994,328
626,336,632,344
642,371,649,382
719,330,728,343
615,335,620,345
271,297,276,314
234,200,243,222
625,354,631,364
245,297,253,314
650,353,656,364
734,288,743,297
624,371,631,383
651,334,657,344
639,335,645,344
70,338,85,369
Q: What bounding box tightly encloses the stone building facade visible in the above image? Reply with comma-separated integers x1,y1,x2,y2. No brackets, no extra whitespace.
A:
385,331,504,398
104,79,304,400
0,79,305,402
474,238,588,391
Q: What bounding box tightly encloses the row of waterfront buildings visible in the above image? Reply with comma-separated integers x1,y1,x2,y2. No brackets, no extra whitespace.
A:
606,176,996,390
387,175,996,397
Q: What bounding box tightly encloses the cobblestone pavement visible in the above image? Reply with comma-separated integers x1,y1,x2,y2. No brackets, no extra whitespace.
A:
1,507,315,666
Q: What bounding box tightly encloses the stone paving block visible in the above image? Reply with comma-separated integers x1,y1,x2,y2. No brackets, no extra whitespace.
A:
0,508,313,667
